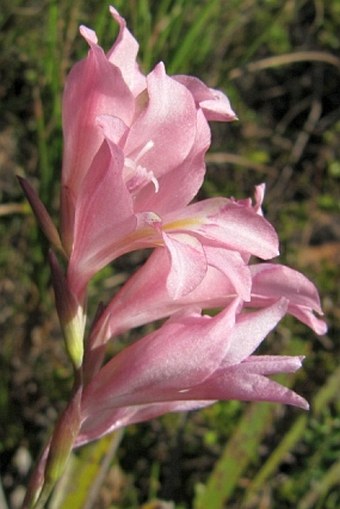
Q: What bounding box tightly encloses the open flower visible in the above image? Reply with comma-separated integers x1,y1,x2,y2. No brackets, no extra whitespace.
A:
89,246,326,347
67,175,278,299
81,182,326,361
77,298,307,446
21,8,328,508
60,8,236,299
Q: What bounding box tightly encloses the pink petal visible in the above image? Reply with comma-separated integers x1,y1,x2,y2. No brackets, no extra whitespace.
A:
187,360,309,409
250,263,327,334
61,34,135,250
241,355,306,375
60,185,76,255
133,109,210,214
68,125,136,297
81,352,308,440
224,298,289,365
107,6,146,96
96,239,254,344
77,399,213,447
253,184,266,215
173,75,237,121
125,63,198,179
101,249,176,339
62,34,134,191
82,301,240,411
162,232,207,298
96,114,130,146
205,246,251,301
164,198,279,260
93,245,251,344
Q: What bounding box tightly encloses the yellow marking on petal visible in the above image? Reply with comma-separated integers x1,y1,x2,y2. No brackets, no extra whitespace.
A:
114,225,163,251
164,217,203,231
136,88,149,110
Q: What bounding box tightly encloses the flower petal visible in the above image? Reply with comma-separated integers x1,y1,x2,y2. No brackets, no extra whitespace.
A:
162,232,207,298
107,6,146,96
164,198,279,260
250,263,327,334
224,298,288,365
82,301,240,411
77,399,213,447
62,29,134,191
68,123,136,297
174,75,237,121
92,244,251,345
186,356,308,409
133,109,211,214
125,63,198,179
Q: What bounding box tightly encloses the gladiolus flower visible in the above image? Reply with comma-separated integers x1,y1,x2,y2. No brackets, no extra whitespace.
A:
20,9,328,506
88,242,326,348
60,8,236,300
77,299,308,446
67,178,278,299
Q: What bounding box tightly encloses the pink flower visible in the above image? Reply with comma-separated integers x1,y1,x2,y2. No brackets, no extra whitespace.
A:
77,298,307,446
80,206,326,366
68,177,278,299
60,8,236,299
86,249,325,354
21,8,328,505
249,263,327,334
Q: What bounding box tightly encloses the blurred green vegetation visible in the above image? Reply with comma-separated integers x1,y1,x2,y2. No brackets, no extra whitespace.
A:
0,0,339,508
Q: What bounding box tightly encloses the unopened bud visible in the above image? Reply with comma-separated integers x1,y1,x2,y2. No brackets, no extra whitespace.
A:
49,251,85,369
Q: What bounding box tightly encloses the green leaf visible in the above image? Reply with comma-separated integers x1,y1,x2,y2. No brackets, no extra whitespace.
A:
49,431,124,509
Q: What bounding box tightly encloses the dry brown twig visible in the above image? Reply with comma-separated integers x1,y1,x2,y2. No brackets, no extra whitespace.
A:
229,51,340,80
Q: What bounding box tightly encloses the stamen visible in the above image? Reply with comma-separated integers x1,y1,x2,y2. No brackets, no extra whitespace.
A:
124,140,159,194
136,140,154,161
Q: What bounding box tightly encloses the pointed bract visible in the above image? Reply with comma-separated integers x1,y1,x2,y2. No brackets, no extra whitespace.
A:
18,177,64,254
49,251,85,368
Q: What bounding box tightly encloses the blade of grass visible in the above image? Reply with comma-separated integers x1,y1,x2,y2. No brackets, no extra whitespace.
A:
0,476,9,509
46,0,61,122
49,430,124,509
242,416,307,507
242,364,340,506
167,0,220,74
193,337,310,509
32,84,51,203
299,459,340,509
193,401,278,509
136,0,153,70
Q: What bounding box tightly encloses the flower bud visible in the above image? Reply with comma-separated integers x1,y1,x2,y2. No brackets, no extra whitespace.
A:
49,250,85,369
